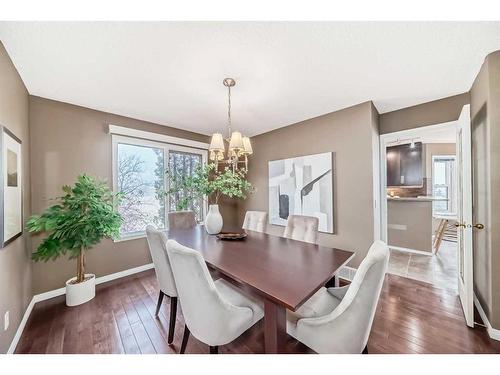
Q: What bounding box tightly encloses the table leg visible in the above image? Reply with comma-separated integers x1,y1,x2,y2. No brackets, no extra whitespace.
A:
264,299,286,354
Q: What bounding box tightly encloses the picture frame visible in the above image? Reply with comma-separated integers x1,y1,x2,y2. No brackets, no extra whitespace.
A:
1,125,23,248
268,152,334,233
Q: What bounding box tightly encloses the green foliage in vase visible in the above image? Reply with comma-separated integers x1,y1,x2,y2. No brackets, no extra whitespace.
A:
26,174,123,283
210,165,253,204
165,163,253,209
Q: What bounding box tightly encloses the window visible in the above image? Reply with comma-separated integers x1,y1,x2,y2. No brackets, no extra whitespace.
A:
112,134,207,239
117,142,165,235
168,151,203,221
432,156,456,215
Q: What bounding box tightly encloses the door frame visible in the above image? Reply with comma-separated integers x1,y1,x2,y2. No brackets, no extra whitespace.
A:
379,121,458,245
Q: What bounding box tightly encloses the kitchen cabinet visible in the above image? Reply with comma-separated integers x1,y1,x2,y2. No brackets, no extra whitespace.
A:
386,142,423,187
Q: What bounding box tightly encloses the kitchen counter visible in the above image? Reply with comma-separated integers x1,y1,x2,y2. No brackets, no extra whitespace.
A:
387,198,434,252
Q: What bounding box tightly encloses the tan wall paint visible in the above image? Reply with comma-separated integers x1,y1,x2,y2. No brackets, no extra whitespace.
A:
29,96,213,294
0,42,31,353
379,93,470,135
237,101,378,268
488,51,500,329
470,50,500,329
470,54,492,326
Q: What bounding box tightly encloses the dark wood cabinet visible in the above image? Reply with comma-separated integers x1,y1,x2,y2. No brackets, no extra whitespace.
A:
386,142,423,187
386,147,401,187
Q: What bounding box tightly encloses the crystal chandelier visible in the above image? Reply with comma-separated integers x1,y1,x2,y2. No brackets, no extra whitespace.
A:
209,78,252,171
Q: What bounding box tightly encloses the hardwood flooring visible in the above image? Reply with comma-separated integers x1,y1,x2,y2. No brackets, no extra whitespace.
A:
16,270,500,354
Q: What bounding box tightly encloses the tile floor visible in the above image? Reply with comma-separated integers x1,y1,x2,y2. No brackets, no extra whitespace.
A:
388,240,458,291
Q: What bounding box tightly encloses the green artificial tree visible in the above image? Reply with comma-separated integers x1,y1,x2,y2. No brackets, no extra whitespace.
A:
27,174,123,284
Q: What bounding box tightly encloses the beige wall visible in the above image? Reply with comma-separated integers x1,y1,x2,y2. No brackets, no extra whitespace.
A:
488,51,500,330
29,96,212,294
237,101,378,268
0,42,31,353
470,50,500,329
379,93,470,135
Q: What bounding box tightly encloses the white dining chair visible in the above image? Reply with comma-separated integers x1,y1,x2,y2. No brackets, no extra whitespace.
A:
168,210,197,230
166,239,264,354
145,225,178,344
286,240,389,354
283,215,319,244
242,210,268,233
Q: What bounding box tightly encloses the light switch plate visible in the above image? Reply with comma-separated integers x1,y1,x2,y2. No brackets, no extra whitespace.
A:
4,311,9,331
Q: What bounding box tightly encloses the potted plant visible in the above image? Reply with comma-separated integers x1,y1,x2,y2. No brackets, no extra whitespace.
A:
166,163,253,234
27,174,122,306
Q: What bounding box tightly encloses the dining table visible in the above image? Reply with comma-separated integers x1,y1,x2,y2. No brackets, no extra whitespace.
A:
167,225,355,354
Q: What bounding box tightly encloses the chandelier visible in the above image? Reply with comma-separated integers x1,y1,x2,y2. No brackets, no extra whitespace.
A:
208,78,252,171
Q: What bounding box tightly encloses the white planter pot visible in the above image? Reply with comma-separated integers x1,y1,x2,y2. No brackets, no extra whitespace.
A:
65,274,96,306
205,204,223,234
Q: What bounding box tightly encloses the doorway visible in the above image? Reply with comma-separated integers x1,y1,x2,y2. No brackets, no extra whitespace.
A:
378,105,474,326
380,122,459,290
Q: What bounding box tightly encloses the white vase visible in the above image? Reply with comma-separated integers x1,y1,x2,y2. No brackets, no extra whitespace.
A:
205,204,223,234
65,274,96,306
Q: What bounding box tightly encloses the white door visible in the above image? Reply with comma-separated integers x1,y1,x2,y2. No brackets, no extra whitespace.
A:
456,104,474,327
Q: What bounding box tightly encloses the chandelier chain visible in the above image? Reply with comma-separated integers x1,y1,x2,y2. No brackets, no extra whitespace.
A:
227,85,232,138
209,77,251,171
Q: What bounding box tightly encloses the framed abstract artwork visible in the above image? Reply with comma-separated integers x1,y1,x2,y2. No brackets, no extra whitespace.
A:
1,126,23,248
268,152,334,233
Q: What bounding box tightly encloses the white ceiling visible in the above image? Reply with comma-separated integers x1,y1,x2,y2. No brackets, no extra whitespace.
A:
1,22,500,137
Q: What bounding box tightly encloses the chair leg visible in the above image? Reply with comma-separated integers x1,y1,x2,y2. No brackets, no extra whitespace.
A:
155,291,165,317
325,275,336,288
180,325,190,354
362,345,368,354
168,297,177,344
434,219,447,254
210,346,219,354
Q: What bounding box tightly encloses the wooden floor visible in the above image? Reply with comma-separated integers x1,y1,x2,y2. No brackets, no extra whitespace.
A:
16,270,500,354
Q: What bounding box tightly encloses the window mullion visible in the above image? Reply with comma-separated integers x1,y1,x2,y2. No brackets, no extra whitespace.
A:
164,146,169,229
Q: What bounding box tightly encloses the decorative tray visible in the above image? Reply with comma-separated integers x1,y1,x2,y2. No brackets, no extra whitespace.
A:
216,232,248,241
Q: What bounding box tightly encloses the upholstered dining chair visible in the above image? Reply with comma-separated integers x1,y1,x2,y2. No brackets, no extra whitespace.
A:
145,225,178,344
168,210,197,230
283,215,319,244
166,239,264,354
286,240,389,354
242,210,268,233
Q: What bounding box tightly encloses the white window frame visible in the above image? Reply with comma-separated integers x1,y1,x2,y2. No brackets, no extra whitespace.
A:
432,154,457,216
111,128,208,241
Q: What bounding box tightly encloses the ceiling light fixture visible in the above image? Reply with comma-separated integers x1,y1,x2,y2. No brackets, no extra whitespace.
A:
209,78,252,171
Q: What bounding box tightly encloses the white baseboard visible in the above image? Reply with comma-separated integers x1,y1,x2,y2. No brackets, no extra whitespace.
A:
6,262,154,354
95,263,154,286
6,296,36,354
473,294,500,341
389,245,433,257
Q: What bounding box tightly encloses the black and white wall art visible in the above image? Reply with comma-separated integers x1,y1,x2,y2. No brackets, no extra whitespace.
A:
268,152,333,233
1,126,23,247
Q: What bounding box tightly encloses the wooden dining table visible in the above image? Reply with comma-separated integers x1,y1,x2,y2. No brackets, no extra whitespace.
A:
167,225,355,354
